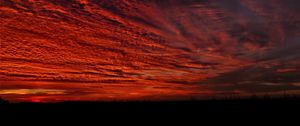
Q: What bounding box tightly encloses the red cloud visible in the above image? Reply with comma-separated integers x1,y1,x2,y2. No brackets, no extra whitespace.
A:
1,0,299,102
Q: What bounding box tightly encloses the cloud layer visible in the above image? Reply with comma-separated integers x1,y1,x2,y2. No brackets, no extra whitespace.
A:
0,0,300,102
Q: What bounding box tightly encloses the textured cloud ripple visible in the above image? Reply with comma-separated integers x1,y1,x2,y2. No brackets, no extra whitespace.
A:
0,0,300,102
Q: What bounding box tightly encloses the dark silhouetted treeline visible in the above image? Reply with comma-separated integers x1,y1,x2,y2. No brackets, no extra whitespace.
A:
1,96,300,121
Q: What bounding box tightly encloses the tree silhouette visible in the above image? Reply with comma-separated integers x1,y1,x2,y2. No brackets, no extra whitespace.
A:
0,97,9,104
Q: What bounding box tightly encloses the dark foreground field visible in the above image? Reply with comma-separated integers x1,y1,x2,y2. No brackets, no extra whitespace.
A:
1,96,300,121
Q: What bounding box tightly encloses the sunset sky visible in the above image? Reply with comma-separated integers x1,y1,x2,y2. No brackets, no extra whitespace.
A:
0,0,300,102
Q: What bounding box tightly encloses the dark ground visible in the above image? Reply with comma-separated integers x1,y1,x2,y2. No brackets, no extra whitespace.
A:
1,96,300,121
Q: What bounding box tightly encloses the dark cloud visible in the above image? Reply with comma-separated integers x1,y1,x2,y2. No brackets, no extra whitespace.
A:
199,65,300,93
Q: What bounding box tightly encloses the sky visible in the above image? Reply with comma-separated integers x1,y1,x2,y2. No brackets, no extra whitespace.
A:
0,0,300,102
